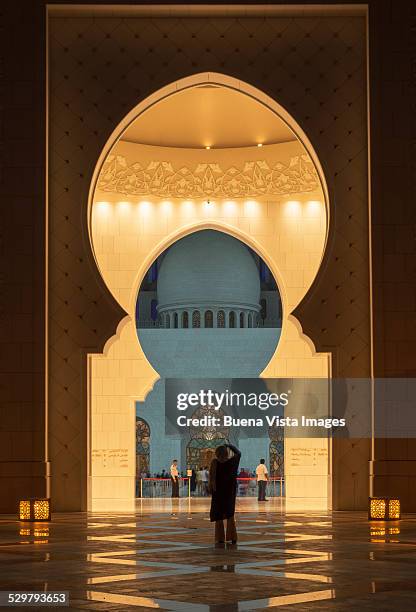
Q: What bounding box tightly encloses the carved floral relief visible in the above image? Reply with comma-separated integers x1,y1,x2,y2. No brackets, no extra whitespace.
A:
97,154,319,198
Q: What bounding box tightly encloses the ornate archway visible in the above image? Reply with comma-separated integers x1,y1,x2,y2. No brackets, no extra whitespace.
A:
88,73,331,511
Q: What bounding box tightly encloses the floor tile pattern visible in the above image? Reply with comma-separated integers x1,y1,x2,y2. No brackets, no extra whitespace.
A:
0,500,415,610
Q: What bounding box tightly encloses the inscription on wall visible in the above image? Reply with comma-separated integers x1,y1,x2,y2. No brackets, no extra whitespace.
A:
288,446,328,468
92,449,129,469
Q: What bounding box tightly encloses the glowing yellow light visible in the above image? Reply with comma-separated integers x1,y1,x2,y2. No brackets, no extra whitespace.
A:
369,497,400,521
369,497,386,519
95,201,111,216
19,528,30,536
370,527,386,537
223,200,237,216
34,528,49,537
160,200,172,214
19,501,31,521
205,145,211,150
306,200,322,216
181,200,195,215
203,199,216,215
19,498,51,522
388,499,401,520
138,200,151,215
33,500,51,521
257,142,263,147
244,200,260,216
284,200,301,218
116,201,131,213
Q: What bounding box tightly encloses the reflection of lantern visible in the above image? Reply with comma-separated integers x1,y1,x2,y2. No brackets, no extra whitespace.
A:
369,497,400,520
19,498,51,522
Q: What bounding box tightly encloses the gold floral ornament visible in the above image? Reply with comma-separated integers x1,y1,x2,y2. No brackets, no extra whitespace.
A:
97,154,319,199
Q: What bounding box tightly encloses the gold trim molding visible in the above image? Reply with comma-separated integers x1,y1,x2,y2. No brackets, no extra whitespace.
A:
97,154,320,199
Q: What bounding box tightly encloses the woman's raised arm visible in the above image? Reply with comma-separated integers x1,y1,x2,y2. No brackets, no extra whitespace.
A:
226,444,241,457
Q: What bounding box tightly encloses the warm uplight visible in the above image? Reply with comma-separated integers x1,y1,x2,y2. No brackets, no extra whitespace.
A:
160,200,172,214
138,200,151,215
205,145,211,150
369,497,401,521
95,201,112,216
117,201,131,213
223,200,237,216
181,200,195,215
284,200,301,218
257,143,263,147
203,199,216,214
244,200,260,217
306,200,322,216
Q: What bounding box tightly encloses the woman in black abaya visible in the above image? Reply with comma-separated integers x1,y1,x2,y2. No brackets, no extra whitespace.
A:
209,443,241,544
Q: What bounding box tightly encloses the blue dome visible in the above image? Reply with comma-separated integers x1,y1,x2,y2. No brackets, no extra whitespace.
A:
157,230,260,312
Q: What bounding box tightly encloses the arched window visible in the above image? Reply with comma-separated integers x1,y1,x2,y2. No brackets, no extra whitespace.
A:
182,311,189,328
205,310,213,328
229,311,235,328
150,299,158,322
260,298,267,320
186,406,230,470
136,417,150,483
148,261,158,283
217,310,225,328
174,312,178,328
240,312,244,328
269,423,284,479
248,313,252,328
192,310,200,328
165,314,170,329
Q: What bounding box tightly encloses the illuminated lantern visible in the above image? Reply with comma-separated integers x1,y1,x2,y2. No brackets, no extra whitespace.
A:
19,498,51,522
369,497,400,520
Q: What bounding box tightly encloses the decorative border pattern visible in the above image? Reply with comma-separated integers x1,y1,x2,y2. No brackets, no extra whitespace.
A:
97,154,319,199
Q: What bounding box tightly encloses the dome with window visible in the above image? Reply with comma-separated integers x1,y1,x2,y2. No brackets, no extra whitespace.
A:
156,230,260,328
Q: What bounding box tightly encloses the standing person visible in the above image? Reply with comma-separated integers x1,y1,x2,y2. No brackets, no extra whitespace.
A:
190,468,197,495
209,444,241,544
197,466,203,496
170,459,179,498
256,458,268,502
202,465,209,496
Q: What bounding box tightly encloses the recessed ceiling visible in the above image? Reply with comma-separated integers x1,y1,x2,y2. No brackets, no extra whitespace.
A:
121,86,296,149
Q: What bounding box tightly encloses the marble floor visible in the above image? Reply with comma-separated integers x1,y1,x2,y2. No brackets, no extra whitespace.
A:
0,499,415,611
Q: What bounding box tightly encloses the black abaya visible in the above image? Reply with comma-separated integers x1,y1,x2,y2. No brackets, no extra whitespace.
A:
210,444,241,522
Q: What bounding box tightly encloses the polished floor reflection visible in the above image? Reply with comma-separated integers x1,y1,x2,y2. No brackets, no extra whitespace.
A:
0,500,415,610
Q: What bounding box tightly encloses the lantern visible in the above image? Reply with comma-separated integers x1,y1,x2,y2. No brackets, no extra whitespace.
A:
368,497,400,520
19,498,51,522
